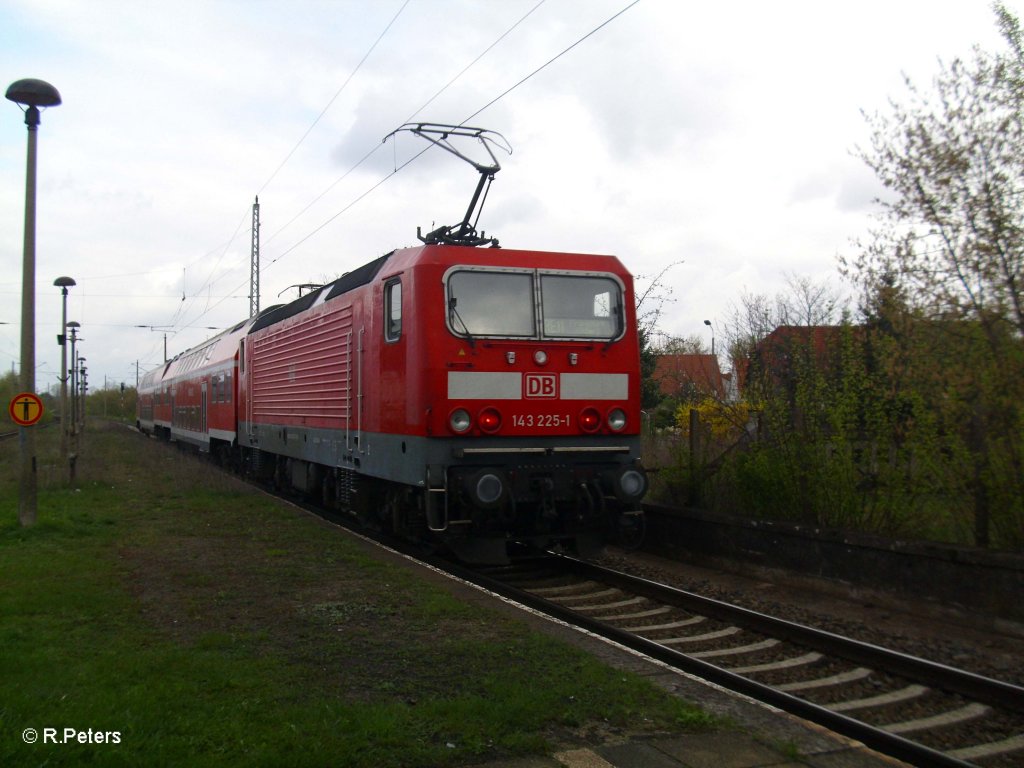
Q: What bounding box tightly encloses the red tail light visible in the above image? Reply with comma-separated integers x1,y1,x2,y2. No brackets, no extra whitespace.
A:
579,407,601,433
478,407,502,433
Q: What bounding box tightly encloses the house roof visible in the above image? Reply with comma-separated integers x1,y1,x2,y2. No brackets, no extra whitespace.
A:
739,325,851,391
758,325,844,356
653,353,724,398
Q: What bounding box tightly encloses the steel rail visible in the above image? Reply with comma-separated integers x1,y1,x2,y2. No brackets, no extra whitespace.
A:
551,554,1024,714
437,554,978,768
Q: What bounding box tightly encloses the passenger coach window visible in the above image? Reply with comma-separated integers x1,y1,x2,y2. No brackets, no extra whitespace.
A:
385,279,402,341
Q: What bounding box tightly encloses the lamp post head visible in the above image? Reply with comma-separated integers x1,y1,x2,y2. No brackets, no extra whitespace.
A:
54,276,75,296
6,79,61,107
7,78,61,127
703,319,712,327
66,320,80,329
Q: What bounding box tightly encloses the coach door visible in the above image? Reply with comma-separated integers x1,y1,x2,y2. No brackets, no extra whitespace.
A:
380,277,406,433
201,381,208,434
241,339,255,444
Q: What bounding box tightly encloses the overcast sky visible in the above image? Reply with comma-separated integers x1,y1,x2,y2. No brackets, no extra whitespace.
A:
0,0,1017,391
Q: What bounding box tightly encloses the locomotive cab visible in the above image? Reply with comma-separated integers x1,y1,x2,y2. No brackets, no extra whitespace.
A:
401,248,648,562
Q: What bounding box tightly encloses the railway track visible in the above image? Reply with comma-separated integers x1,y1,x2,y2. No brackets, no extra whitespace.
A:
464,555,1024,768
1,422,54,442
146,433,1024,767
282,478,1024,767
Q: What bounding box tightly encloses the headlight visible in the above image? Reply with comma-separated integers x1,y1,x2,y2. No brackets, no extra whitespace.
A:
607,408,627,432
449,408,472,433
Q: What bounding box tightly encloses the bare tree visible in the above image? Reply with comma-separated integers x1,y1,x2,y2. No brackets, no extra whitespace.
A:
778,273,847,327
844,3,1024,341
634,261,684,338
722,275,844,368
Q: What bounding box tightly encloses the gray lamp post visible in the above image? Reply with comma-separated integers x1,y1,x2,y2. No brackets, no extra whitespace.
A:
703,319,715,356
6,78,61,527
54,276,75,463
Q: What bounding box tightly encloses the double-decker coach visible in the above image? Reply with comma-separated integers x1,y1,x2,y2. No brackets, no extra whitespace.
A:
137,317,257,459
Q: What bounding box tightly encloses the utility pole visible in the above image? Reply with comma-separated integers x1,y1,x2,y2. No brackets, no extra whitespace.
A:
54,276,75,465
66,323,80,428
250,196,260,317
78,357,87,434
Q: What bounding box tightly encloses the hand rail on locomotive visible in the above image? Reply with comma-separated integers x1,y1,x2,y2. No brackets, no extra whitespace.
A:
382,122,512,248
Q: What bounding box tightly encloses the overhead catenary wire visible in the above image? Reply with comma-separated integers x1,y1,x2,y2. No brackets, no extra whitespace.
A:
266,0,642,271
261,0,549,251
171,2,555,330
174,0,642,333
460,0,640,125
256,0,413,196
166,1,414,335
140,0,556,338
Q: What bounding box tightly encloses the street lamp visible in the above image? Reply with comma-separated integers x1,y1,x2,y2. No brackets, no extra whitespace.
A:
7,78,61,527
703,319,715,356
54,276,75,462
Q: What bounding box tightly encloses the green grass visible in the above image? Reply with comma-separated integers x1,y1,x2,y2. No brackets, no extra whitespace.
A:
0,422,717,766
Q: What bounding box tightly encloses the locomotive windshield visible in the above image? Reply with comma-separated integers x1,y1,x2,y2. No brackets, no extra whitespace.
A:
540,274,621,339
447,270,536,336
446,268,624,341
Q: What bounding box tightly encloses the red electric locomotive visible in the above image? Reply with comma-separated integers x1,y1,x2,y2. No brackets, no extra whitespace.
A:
236,243,647,561
138,124,648,562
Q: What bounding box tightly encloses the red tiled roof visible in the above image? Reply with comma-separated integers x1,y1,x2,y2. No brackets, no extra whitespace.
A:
653,354,724,398
739,325,850,391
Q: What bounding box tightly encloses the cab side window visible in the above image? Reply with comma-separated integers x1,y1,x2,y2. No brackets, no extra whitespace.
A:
385,279,402,342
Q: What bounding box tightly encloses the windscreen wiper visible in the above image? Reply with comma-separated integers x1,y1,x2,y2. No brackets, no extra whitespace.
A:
448,297,476,349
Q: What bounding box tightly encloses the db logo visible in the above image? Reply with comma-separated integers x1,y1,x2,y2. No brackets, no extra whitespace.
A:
525,373,557,399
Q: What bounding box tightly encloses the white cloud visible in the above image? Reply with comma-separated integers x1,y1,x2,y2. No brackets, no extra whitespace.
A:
0,0,1018,387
